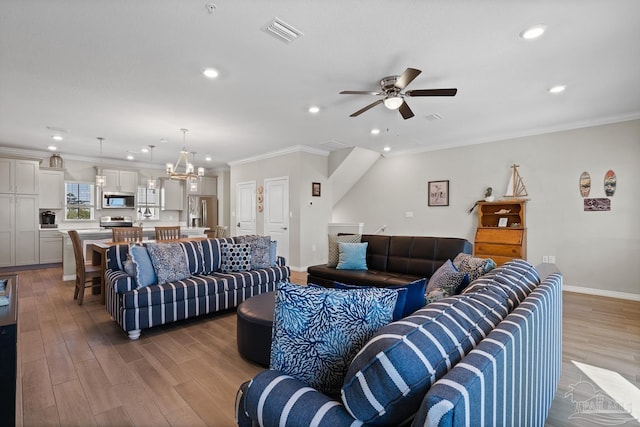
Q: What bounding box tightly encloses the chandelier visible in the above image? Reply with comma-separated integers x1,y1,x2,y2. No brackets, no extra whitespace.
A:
95,137,106,187
166,128,204,180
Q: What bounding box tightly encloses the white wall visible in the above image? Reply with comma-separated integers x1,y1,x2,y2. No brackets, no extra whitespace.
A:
230,149,331,270
333,120,640,296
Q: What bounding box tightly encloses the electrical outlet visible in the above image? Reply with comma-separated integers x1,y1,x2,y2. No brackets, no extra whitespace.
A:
542,256,549,263
548,255,556,264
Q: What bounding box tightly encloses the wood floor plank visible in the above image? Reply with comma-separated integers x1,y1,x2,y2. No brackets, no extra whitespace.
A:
52,379,96,426
13,266,639,427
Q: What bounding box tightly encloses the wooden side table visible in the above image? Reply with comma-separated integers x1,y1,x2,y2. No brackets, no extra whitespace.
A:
0,274,18,427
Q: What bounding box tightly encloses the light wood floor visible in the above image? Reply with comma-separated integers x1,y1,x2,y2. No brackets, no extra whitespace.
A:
10,267,640,426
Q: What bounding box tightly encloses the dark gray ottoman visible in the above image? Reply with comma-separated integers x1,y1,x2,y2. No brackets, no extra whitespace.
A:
236,291,276,367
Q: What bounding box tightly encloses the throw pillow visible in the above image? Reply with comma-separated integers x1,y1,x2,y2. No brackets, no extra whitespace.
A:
327,234,361,267
334,281,408,321
235,235,271,269
145,242,190,285
336,242,368,270
220,243,252,273
424,259,469,296
270,282,397,396
453,253,497,282
269,240,278,266
179,241,205,274
128,244,158,288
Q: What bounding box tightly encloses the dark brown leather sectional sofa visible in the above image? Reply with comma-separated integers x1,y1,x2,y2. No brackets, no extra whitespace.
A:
307,234,473,287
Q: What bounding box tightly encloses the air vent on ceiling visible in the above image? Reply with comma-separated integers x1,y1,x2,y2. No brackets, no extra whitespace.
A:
320,140,349,151
263,17,303,44
425,113,443,121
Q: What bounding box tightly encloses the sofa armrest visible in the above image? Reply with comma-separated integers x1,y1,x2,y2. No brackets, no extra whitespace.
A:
276,256,286,267
105,269,136,293
243,369,357,427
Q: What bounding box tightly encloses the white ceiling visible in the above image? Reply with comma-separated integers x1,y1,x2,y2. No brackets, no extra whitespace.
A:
1,1,639,171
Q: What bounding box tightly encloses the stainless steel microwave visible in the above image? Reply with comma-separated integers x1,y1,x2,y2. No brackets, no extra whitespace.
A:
102,192,135,209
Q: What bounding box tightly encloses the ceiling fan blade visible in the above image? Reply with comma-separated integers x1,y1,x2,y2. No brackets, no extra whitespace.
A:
394,68,422,90
350,99,384,117
340,90,382,95
405,88,458,97
398,101,414,120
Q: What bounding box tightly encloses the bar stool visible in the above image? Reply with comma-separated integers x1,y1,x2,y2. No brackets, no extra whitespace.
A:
155,226,181,240
112,227,143,242
69,230,102,305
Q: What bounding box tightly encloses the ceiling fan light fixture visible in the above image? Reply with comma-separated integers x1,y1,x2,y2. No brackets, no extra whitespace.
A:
383,96,403,110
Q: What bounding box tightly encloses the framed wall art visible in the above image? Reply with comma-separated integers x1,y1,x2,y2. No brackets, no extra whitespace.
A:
312,182,321,197
428,180,449,207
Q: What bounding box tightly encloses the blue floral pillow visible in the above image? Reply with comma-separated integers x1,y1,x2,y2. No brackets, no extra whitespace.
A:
235,235,271,269
220,243,252,272
270,282,397,396
145,242,190,285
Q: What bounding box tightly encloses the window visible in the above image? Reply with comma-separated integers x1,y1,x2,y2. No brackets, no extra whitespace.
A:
65,182,95,220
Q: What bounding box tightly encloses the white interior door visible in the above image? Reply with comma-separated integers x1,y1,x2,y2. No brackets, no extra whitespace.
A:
236,181,256,236
264,177,289,262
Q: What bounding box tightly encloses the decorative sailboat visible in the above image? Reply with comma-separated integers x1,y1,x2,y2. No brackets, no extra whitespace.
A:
504,164,529,199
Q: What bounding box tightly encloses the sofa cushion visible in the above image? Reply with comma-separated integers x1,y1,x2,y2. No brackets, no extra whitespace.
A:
328,234,362,267
269,240,278,266
179,240,206,275
129,244,157,288
341,288,510,426
270,282,397,396
200,237,234,273
336,242,368,270
122,274,227,309
425,259,469,295
463,259,540,310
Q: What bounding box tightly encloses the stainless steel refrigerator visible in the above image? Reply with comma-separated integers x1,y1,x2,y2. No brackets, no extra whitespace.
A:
188,196,218,229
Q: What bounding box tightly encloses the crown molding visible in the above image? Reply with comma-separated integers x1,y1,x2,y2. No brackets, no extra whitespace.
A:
228,145,329,166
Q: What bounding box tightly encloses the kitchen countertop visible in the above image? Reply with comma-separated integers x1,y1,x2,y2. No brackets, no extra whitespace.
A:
54,226,209,236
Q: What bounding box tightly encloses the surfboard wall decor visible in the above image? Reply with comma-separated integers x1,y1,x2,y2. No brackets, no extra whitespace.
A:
579,171,591,197
604,170,616,196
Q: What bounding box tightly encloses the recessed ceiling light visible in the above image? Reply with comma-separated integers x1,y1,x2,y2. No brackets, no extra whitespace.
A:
141,147,149,153
548,85,566,94
383,146,391,152
520,24,547,40
126,154,134,160
205,156,212,161
52,135,63,141
202,68,219,79
308,106,320,114
48,145,57,151
370,128,381,135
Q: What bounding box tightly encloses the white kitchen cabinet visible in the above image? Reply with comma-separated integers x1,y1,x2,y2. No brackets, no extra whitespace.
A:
0,194,39,267
100,168,138,193
39,169,65,209
161,179,184,211
39,230,63,263
0,158,39,194
186,176,217,196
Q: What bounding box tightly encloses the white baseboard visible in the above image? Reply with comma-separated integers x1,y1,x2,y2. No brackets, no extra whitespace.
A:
63,274,75,281
563,284,640,302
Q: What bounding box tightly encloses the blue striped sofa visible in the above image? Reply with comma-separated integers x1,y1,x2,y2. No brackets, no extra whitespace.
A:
236,260,562,426
104,237,290,340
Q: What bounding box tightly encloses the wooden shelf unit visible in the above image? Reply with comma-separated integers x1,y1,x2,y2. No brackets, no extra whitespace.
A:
474,200,527,265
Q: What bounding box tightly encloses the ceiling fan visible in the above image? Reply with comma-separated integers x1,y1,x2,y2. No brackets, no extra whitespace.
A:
340,68,457,119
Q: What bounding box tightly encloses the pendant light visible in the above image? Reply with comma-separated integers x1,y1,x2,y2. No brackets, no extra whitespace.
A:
95,137,106,187
147,145,156,190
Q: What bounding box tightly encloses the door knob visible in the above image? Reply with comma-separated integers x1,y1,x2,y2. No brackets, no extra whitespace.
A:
281,227,287,230
237,222,240,227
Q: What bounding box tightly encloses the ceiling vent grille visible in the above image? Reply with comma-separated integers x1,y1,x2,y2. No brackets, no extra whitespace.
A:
320,140,349,150
263,18,303,44
425,113,443,121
